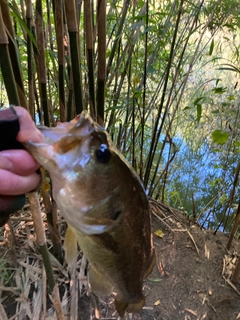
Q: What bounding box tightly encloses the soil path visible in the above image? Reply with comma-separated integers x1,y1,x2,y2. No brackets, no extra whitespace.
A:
0,201,240,320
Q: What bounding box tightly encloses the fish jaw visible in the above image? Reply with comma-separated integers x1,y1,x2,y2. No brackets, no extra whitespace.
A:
24,141,57,171
25,136,90,177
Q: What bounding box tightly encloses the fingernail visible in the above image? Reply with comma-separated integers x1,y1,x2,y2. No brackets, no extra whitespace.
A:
32,128,45,143
0,154,13,170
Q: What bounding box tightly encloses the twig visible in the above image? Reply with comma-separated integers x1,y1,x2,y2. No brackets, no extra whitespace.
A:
0,303,8,320
223,276,240,296
49,285,65,320
152,211,174,232
186,229,199,255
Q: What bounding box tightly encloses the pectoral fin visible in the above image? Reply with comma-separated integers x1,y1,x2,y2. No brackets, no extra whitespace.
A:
91,232,119,253
83,193,123,223
88,265,113,297
64,226,78,267
63,205,123,236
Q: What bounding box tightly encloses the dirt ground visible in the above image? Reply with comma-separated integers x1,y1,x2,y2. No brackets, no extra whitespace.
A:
0,200,240,320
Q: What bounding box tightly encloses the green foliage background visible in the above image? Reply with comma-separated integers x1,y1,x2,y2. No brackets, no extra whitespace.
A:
0,0,239,232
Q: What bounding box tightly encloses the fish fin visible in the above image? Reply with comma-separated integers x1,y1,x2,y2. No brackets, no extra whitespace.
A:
76,213,121,235
81,215,116,233
68,111,97,136
88,265,113,297
115,296,145,318
91,232,119,253
144,248,156,278
64,226,78,267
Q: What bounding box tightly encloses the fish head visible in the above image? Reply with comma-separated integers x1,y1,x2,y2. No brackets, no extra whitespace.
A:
25,111,134,234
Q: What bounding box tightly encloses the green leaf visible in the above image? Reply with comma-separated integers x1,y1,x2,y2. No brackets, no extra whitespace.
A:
218,63,240,74
8,4,37,50
212,130,229,145
148,278,163,282
193,97,203,105
196,104,202,122
209,39,214,55
219,193,227,204
228,95,235,101
213,164,223,169
234,141,240,147
212,87,227,94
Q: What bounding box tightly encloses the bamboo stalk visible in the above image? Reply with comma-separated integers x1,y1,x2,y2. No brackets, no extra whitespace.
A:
97,0,106,121
139,0,149,181
84,0,96,117
107,4,146,129
65,0,84,115
0,5,20,105
147,0,218,194
36,0,50,126
106,0,130,78
28,192,55,292
26,0,35,119
144,0,183,189
54,0,65,121
0,0,27,109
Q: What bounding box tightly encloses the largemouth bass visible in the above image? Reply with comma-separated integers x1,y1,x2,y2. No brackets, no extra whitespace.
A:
25,111,155,317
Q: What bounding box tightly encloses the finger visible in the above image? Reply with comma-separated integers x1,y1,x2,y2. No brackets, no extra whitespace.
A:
0,170,41,195
0,155,13,170
0,150,40,175
13,106,44,143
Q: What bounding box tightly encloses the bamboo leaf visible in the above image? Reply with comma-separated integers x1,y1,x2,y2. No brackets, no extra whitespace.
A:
8,3,38,49
193,97,203,105
196,104,202,123
209,38,214,55
212,130,229,145
212,87,227,94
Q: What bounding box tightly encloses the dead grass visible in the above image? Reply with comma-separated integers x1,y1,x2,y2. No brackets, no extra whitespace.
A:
0,199,240,320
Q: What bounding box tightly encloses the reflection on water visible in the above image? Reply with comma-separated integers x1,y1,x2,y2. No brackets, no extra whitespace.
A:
164,136,239,231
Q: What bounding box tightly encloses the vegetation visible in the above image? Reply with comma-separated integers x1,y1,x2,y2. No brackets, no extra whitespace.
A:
0,0,239,307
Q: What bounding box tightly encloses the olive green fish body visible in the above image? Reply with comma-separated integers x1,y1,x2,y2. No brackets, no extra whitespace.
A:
25,112,155,317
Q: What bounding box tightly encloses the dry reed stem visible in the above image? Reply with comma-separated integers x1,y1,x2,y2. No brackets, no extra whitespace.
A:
49,285,65,320
0,303,8,320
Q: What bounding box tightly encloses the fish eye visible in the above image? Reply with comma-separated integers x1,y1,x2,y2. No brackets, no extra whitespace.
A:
96,144,111,163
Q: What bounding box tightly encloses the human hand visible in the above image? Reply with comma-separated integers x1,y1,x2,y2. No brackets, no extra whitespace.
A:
0,106,44,195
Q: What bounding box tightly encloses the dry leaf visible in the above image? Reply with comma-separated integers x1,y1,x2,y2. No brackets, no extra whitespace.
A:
154,300,161,306
154,229,165,238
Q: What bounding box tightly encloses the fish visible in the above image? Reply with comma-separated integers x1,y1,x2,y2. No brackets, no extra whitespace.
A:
24,111,155,317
